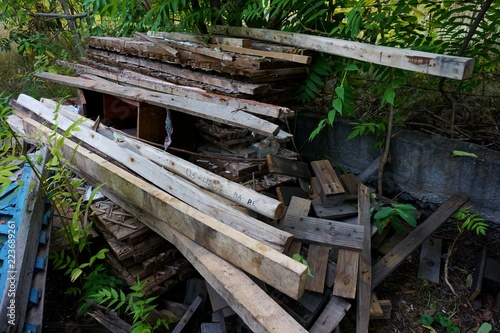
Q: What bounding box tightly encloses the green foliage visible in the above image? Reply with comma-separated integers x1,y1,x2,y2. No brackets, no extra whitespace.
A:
421,311,460,333
478,322,493,333
91,278,176,332
372,202,418,234
454,206,488,236
292,253,313,277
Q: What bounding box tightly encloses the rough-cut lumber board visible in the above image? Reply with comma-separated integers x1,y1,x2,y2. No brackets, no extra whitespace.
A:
372,194,469,289
308,296,351,333
57,60,295,119
332,249,359,299
54,105,285,221
266,154,311,178
99,190,309,333
10,114,307,300
305,244,329,293
470,247,487,301
17,95,290,251
311,160,345,207
417,237,442,283
214,26,475,80
356,184,373,332
376,230,408,255
35,72,280,137
281,215,363,251
216,44,312,64
332,185,367,300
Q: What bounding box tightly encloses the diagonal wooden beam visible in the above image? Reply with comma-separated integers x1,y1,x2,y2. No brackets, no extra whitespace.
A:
372,194,469,289
214,26,475,80
8,113,307,300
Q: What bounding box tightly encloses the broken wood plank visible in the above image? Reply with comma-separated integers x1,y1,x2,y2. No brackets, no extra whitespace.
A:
369,292,384,319
10,114,307,300
100,190,309,333
418,237,442,283
305,244,329,293
356,184,373,332
35,72,280,137
266,154,311,178
340,173,358,195
311,160,345,207
372,194,469,289
215,26,475,80
281,215,363,251
57,60,295,119
308,296,351,333
19,95,290,250
356,156,380,183
332,249,360,299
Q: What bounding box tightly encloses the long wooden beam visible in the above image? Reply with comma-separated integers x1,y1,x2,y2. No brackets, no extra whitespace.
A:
16,95,289,250
41,98,286,221
34,72,280,137
214,26,475,80
56,60,295,119
101,190,308,333
8,114,307,300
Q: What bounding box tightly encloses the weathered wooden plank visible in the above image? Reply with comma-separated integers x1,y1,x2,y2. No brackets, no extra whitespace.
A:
356,184,373,332
267,154,311,178
214,26,475,80
305,244,329,293
58,60,295,119
417,237,442,283
308,296,351,333
311,160,345,208
85,47,274,93
369,292,384,319
99,190,309,333
372,194,469,289
282,215,363,251
19,95,290,250
332,249,359,299
35,72,281,137
10,114,307,300
54,104,286,221
216,44,312,64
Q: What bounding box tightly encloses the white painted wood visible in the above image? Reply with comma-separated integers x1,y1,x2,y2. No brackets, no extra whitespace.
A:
214,26,475,80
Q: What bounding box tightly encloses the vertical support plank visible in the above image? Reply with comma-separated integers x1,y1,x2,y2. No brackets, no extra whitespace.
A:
418,237,443,283
305,244,329,293
356,184,373,332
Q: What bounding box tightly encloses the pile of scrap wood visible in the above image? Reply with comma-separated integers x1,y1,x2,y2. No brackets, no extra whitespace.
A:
8,94,470,332
6,27,477,332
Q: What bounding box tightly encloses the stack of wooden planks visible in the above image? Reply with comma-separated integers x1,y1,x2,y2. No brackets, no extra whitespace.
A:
82,31,311,103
